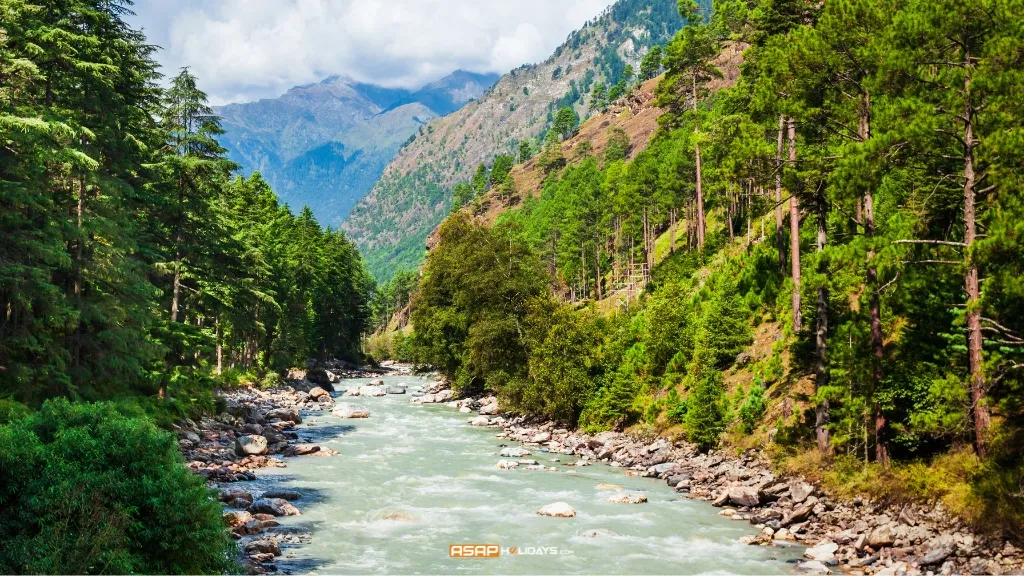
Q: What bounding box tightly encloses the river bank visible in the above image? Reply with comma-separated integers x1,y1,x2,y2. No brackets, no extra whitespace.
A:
179,366,1019,575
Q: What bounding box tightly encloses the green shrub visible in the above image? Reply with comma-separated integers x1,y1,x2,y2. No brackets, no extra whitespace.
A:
0,399,235,574
739,383,767,433
686,370,726,452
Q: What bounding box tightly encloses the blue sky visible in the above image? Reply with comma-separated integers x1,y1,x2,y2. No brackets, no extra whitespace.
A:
127,0,616,105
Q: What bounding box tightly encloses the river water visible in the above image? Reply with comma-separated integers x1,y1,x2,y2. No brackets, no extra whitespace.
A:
256,375,802,574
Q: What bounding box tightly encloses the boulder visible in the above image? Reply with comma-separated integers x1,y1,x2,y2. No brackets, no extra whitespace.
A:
607,493,648,504
867,524,897,548
262,489,301,501
651,462,678,476
359,386,387,397
306,368,331,386
530,431,552,443
537,502,576,517
387,386,406,395
369,378,384,386
223,510,253,527
499,447,531,457
248,498,300,516
728,485,760,507
219,488,254,505
595,483,623,491
750,509,784,525
343,388,360,397
478,402,499,415
235,434,268,456
308,386,330,400
804,541,839,563
333,404,370,418
469,415,490,426
789,480,815,503
496,460,519,470
435,389,455,402
781,503,814,527
244,539,281,557
459,406,472,413
265,408,302,424
921,546,952,566
284,444,320,456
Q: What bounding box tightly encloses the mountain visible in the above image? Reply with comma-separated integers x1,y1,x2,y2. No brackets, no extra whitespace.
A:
342,0,690,280
214,70,499,226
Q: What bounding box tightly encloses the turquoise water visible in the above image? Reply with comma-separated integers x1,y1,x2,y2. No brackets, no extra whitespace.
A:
255,375,802,574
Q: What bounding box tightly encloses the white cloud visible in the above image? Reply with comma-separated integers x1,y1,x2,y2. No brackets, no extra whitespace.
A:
128,0,614,105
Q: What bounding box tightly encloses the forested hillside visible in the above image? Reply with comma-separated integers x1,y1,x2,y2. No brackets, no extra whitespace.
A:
344,0,700,280
0,2,372,407
215,71,498,228
387,0,1024,535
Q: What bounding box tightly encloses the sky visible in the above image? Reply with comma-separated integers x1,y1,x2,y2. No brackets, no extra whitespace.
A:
128,0,616,106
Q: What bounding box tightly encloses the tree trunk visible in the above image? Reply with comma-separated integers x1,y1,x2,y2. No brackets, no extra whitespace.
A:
595,239,602,300
695,142,706,250
962,75,989,458
216,315,223,376
858,91,889,466
727,186,735,244
815,193,830,453
788,117,802,333
776,114,786,272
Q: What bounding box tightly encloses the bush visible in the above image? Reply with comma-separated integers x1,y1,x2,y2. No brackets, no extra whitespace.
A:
0,399,235,574
686,370,726,452
739,383,767,433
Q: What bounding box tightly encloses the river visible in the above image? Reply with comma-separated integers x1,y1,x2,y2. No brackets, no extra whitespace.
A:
254,375,803,574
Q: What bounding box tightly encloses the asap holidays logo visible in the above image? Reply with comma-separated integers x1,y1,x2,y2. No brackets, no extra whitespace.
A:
448,544,573,558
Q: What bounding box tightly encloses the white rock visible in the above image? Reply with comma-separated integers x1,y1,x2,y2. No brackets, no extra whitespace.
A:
804,541,839,563
359,386,386,397
790,480,815,503
795,561,831,574
537,502,576,517
607,493,648,504
499,447,531,457
343,388,360,397
530,431,552,443
235,434,268,456
478,402,499,415
469,415,490,426
459,406,472,413
497,460,519,470
332,404,370,418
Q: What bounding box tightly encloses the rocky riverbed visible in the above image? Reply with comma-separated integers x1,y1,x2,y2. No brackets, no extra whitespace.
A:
177,365,1020,575
172,362,410,573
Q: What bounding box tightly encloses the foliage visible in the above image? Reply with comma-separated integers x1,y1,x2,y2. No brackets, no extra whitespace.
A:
0,399,235,574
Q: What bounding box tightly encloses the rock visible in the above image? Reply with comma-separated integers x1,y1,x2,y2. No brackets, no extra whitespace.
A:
223,510,253,527
244,539,281,557
478,402,499,415
750,509,784,524
804,541,839,563
795,561,831,574
387,386,406,394
305,368,331,385
530,432,552,443
248,498,300,517
867,524,897,548
897,506,918,526
469,415,490,426
921,546,952,566
735,351,752,367
790,480,815,503
369,378,385,386
607,493,648,504
262,489,301,501
578,528,620,538
235,434,268,456
651,462,678,475
308,386,330,400
537,502,576,518
459,406,472,413
359,386,387,397
712,491,730,507
435,389,455,402
498,446,531,457
728,484,760,507
332,404,370,418
220,488,254,505
285,368,306,381
343,388,360,396
284,443,320,456
782,503,814,526
496,460,519,470
265,408,302,424
595,483,623,490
